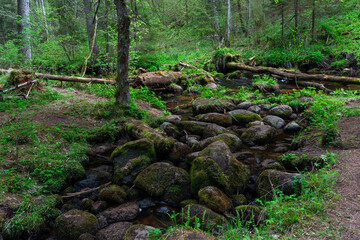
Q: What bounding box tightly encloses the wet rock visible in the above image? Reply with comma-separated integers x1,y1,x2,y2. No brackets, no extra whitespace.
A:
284,121,303,134
73,165,112,191
166,84,183,94
96,222,133,240
203,124,233,138
195,113,232,127
54,210,98,240
192,98,236,114
164,115,182,123
257,170,301,200
176,121,210,136
196,141,249,194
99,185,127,204
123,224,155,240
235,205,264,224
169,142,192,164
263,115,285,129
78,233,96,240
241,125,276,145
228,110,262,126
231,194,247,206
136,197,156,209
134,162,191,205
160,122,180,138
248,105,261,114
198,186,232,213
181,204,226,233
124,118,175,156
99,202,139,224
111,139,156,186
192,133,242,152
162,228,216,240
268,105,293,119
236,101,252,110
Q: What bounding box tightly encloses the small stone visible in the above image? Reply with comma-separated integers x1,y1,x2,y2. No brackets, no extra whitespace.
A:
263,115,285,129
284,121,303,134
236,101,252,109
248,105,261,114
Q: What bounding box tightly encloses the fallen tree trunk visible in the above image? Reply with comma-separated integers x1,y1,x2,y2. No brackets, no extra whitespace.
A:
0,69,115,85
1,80,38,93
297,81,333,94
226,62,360,85
134,71,182,87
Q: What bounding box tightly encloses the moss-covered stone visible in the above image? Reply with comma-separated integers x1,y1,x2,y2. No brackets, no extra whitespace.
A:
111,139,156,185
124,118,175,156
262,162,286,171
181,204,226,233
198,186,232,213
269,105,293,119
161,228,216,240
195,113,232,127
194,73,215,85
231,194,247,206
192,98,236,115
134,162,191,205
190,157,230,195
55,210,98,240
198,141,249,194
192,133,242,152
99,184,127,204
123,224,155,240
176,121,210,136
180,199,198,207
235,205,264,224
228,110,262,126
169,141,192,164
257,170,301,200
241,125,276,145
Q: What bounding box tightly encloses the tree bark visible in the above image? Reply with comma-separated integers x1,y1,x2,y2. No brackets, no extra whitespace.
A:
226,62,360,84
114,0,130,106
236,0,247,34
225,0,231,47
134,72,182,87
311,0,316,43
83,0,99,54
17,0,31,60
211,0,221,40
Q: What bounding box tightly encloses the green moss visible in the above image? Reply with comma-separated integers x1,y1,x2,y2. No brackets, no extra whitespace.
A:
232,113,262,125
198,186,232,213
111,138,156,160
231,194,247,206
235,205,264,224
190,157,230,195
99,184,127,204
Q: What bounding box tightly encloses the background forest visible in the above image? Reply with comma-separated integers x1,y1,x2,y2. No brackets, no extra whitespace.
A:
1,0,360,75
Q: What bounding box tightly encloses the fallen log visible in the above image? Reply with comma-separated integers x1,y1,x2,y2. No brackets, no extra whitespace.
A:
178,61,198,69
134,71,182,87
297,81,333,94
0,69,115,85
61,182,111,199
1,80,38,93
226,62,360,85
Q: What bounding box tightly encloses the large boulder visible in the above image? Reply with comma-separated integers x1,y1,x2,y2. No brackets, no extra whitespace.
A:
134,162,191,205
111,139,156,185
192,133,242,152
198,186,232,213
98,202,139,225
195,113,232,127
263,115,285,129
160,122,180,138
198,141,249,194
96,222,133,240
124,118,175,156
161,228,216,240
268,105,293,119
228,110,262,126
192,98,236,114
181,204,226,233
241,125,276,145
55,210,98,240
257,170,301,200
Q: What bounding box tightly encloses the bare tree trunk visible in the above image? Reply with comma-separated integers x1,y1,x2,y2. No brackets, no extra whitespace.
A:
83,0,99,54
17,0,31,60
225,0,231,47
211,0,221,40
114,0,130,106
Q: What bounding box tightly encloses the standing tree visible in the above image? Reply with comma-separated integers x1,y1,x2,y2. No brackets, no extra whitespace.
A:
114,0,130,106
83,0,99,54
225,0,231,47
17,0,31,60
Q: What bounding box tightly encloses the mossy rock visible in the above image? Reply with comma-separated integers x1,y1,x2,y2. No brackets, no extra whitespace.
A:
203,124,233,138
192,133,242,152
198,186,232,213
192,98,236,115
241,125,276,145
235,205,265,224
99,185,127,204
257,170,301,200
123,224,155,240
134,162,191,205
176,121,210,136
86,127,121,144
228,110,262,126
169,141,192,164
195,113,232,127
55,210,98,240
198,141,249,194
262,162,286,171
161,228,216,240
231,194,247,206
181,204,226,233
111,139,156,185
279,154,323,172
190,157,230,195
180,199,198,207
194,73,215,85
268,105,293,119
124,118,175,156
